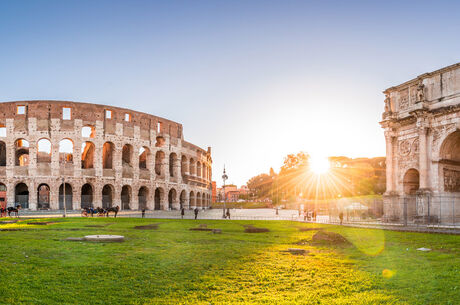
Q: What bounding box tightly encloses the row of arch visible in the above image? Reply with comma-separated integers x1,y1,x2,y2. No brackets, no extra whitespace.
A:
402,130,460,194
0,138,211,179
1,182,211,210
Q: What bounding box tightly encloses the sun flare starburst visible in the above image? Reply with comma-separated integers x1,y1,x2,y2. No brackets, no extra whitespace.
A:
310,156,330,175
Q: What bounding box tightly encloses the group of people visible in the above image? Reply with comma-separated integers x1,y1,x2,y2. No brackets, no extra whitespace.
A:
300,209,317,222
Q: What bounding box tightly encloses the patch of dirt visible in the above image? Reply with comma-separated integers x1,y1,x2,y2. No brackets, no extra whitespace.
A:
244,225,270,233
311,231,351,246
26,222,57,225
134,224,159,230
0,220,19,224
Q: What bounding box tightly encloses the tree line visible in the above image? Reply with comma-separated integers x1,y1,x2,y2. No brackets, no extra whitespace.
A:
246,152,386,203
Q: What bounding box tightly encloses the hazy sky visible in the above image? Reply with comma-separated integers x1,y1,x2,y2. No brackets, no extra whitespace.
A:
1,1,459,186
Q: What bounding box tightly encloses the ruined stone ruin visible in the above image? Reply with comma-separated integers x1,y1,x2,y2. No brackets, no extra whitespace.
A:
0,100,212,211
381,63,460,223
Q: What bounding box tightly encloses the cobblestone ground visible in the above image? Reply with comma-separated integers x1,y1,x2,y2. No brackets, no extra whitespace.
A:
16,208,305,220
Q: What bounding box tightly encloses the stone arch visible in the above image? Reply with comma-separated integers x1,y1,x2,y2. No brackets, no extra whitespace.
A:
81,183,93,208
189,191,195,208
439,130,460,192
59,138,74,164
155,151,165,176
189,158,195,176
439,130,460,162
121,185,131,210
15,139,29,166
138,186,149,210
0,183,7,209
122,144,133,167
81,141,95,169
180,190,187,209
403,169,420,195
0,141,6,167
168,188,177,210
181,155,188,176
196,161,201,177
102,142,114,169
154,187,164,210
196,192,201,207
81,125,96,138
102,184,114,208
37,138,52,164
202,193,206,208
59,183,73,210
139,146,150,169
15,182,29,208
169,153,177,177
37,183,50,210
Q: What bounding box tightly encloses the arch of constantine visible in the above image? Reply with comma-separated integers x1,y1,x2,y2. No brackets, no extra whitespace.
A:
381,63,460,223
0,101,212,211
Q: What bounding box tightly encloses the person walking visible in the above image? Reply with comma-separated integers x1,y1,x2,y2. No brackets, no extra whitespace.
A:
226,208,230,219
339,211,344,225
194,208,199,220
141,208,145,218
181,207,185,219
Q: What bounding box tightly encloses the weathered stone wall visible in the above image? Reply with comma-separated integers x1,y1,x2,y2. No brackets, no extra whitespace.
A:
0,100,212,210
380,63,460,222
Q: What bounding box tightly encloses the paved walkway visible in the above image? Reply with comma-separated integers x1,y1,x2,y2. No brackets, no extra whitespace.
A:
7,208,460,234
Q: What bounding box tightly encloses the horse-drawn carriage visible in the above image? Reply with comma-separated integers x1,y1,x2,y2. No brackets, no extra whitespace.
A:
81,206,119,218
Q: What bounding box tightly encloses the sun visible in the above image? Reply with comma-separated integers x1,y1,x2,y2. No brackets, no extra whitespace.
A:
310,156,330,175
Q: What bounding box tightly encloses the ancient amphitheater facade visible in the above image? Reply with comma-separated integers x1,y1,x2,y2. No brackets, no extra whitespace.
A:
381,63,460,223
0,101,212,211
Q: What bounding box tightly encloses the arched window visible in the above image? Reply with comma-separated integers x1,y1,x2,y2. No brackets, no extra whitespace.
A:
59,139,74,164
102,142,114,169
37,138,51,163
403,169,420,195
81,141,95,169
15,139,29,166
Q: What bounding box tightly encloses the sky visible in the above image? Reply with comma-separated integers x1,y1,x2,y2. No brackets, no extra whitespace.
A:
0,0,459,186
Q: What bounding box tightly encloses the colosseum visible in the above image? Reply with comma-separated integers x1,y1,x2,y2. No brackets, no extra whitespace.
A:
0,100,213,211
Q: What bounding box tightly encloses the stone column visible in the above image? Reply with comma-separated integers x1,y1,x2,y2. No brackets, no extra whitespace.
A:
384,131,395,193
29,180,37,210
418,127,429,190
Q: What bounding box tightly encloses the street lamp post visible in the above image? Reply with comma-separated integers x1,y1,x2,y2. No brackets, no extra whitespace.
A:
222,166,228,219
62,177,66,218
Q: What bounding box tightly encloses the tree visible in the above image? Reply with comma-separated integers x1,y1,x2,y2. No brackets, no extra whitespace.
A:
247,173,273,199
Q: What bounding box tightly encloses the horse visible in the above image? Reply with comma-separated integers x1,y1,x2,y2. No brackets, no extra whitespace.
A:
106,206,119,218
7,205,21,217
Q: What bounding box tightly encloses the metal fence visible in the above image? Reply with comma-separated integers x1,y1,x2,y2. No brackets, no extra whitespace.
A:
383,194,460,227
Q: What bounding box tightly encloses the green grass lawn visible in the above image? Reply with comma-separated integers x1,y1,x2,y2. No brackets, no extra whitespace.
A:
0,218,458,304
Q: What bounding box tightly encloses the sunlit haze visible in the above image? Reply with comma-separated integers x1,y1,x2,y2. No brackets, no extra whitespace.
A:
1,1,459,186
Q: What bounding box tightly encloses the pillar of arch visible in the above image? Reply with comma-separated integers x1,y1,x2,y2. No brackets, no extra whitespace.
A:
179,190,187,209
138,186,149,210
37,183,50,210
154,187,165,210
189,191,195,209
102,184,114,208
403,169,420,195
121,185,132,210
59,183,73,210
168,188,178,210
15,182,29,209
81,183,93,209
